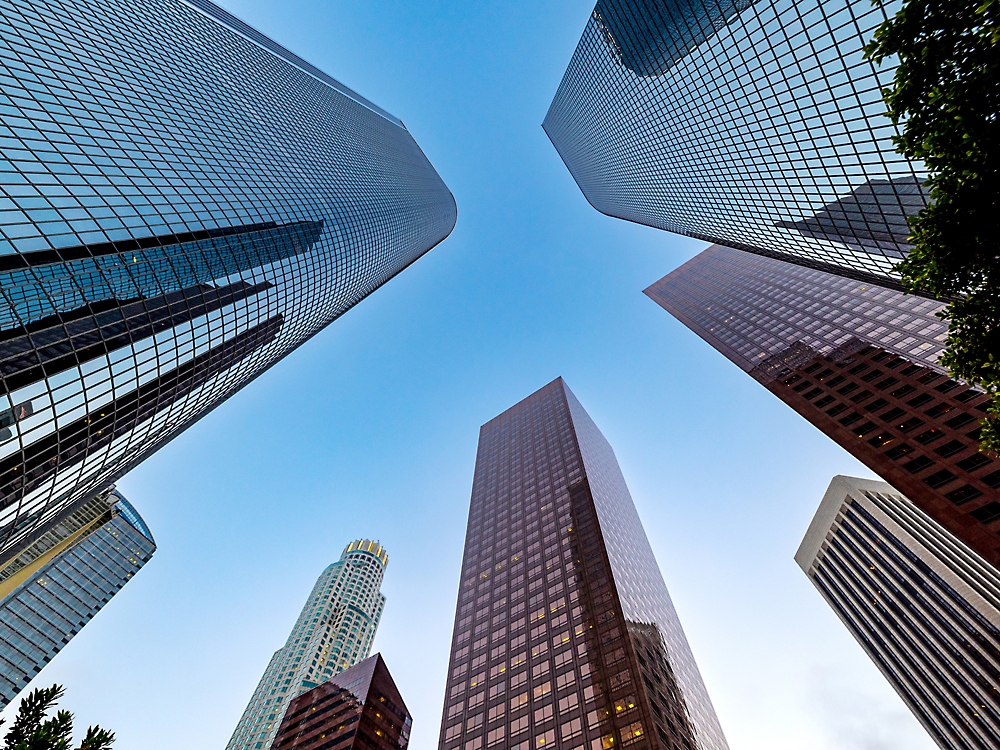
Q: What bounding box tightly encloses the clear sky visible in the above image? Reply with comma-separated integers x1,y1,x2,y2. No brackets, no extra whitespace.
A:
0,2,939,749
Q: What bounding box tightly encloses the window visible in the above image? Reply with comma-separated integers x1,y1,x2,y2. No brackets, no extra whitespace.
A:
487,727,505,746
904,456,935,473
446,724,462,741
970,502,1000,524
945,485,983,505
914,428,944,444
535,730,555,747
560,718,583,740
934,440,967,458
945,413,977,429
878,407,905,422
534,704,554,723
924,469,958,488
621,721,644,745
510,692,529,711
867,433,895,448
488,703,506,722
510,715,529,736
559,693,579,714
533,682,552,699
957,453,992,472
884,443,914,460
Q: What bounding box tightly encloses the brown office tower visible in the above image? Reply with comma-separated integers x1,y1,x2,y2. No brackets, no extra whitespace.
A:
437,378,729,750
271,654,410,750
646,245,1000,568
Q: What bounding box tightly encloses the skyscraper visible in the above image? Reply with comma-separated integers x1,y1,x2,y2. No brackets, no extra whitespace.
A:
796,475,1000,750
228,540,389,750
647,245,1000,567
0,0,456,561
438,379,728,750
0,486,154,708
271,654,411,750
544,0,923,287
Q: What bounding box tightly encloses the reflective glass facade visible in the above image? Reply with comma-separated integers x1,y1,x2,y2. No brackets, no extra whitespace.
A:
0,487,154,708
438,379,727,750
796,476,1000,750
228,540,389,750
544,0,923,286
0,0,456,559
272,654,412,750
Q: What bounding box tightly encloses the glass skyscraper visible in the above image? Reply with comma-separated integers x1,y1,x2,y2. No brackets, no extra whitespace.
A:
647,246,1000,569
0,0,456,561
228,540,390,750
0,486,154,708
544,0,923,286
796,476,1000,750
438,378,728,750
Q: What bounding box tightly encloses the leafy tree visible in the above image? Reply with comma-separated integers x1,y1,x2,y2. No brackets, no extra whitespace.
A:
866,0,1000,452
0,685,115,750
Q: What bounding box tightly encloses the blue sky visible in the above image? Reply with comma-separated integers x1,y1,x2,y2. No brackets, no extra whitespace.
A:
1,1,938,749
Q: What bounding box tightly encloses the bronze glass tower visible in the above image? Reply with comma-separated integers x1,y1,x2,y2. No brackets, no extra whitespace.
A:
437,379,728,750
647,246,1000,568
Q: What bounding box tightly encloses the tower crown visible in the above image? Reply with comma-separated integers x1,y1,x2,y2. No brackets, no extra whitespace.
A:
343,539,388,566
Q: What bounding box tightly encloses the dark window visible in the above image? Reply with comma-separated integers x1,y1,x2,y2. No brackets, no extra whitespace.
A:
906,393,934,408
896,418,926,433
878,407,905,422
955,389,981,402
918,371,943,385
865,398,889,413
848,363,870,375
871,351,893,363
900,365,923,377
826,404,849,417
861,370,884,383
981,471,1000,489
884,357,906,370
783,374,802,386
792,381,812,393
803,362,823,374
838,412,862,427
903,456,935,474
945,413,977,429
924,403,955,419
884,444,914,460
850,390,874,404
957,453,993,473
890,385,916,399
946,485,983,505
854,421,878,438
803,388,823,400
934,440,967,458
875,377,899,390
814,368,834,380
814,395,835,408
868,433,895,448
824,375,846,388
914,428,945,445
970,502,1000,524
924,469,958,489
838,383,860,396
934,379,961,393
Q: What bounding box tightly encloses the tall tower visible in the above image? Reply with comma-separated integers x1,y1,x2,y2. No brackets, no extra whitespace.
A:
228,540,389,750
0,487,155,708
646,246,1000,569
544,0,922,287
438,379,728,750
796,476,1000,750
0,0,455,562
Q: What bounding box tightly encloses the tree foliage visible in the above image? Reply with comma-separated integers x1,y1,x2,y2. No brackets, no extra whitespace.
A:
0,685,115,750
866,0,1000,452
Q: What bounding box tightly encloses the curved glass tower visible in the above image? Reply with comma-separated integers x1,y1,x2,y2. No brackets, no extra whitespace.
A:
0,0,456,560
544,0,923,287
0,486,155,708
227,540,390,750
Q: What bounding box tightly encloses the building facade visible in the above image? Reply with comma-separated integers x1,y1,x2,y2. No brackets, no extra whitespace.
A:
0,486,154,708
438,378,728,750
228,540,389,750
646,246,1000,568
0,0,456,560
544,0,923,286
796,475,1000,750
271,653,411,750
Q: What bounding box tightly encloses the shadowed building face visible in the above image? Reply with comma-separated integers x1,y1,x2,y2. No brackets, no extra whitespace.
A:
437,378,728,750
